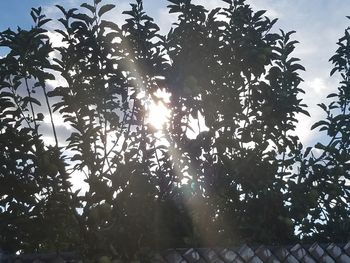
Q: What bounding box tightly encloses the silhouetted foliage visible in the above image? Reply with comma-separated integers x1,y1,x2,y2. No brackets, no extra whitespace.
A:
0,0,349,262
297,21,350,242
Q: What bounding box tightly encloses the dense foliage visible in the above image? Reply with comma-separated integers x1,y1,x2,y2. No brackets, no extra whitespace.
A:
0,0,349,261
297,23,350,242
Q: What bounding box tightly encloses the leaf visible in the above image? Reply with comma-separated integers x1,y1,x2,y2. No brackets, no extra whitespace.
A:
23,97,41,106
32,7,41,16
167,5,181,13
58,18,68,29
270,18,278,27
98,4,115,17
315,142,329,151
71,153,83,161
81,3,95,13
326,93,338,98
330,66,339,76
287,57,301,64
311,120,329,130
54,29,68,39
67,8,78,17
71,21,87,31
38,18,51,27
317,103,327,112
30,10,37,23
285,30,296,41
290,64,305,71
298,108,310,116
36,113,44,121
100,20,120,31
55,5,67,16
253,10,267,19
304,146,312,158
0,91,15,98
72,13,93,24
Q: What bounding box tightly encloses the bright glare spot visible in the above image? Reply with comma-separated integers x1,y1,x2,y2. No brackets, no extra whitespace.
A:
136,90,146,100
148,101,170,130
181,176,190,185
154,88,171,103
307,77,328,94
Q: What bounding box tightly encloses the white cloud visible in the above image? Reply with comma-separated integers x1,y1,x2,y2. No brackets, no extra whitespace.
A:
294,77,336,146
157,7,177,34
43,113,71,130
46,31,65,48
248,1,280,19
102,1,131,27
196,0,223,10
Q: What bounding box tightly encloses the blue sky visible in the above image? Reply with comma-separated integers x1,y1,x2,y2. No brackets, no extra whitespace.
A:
1,0,349,147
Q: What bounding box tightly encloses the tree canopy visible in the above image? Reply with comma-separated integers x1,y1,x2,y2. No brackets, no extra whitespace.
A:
0,0,349,261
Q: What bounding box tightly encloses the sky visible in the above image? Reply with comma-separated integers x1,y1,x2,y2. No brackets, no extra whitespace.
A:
1,0,350,148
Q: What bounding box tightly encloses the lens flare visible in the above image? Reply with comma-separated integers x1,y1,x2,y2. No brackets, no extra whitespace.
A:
147,101,170,130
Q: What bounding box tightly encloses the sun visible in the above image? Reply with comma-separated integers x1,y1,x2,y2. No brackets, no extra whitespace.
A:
147,100,170,130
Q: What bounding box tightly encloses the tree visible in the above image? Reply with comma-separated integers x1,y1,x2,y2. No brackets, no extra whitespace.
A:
295,20,350,242
164,0,308,245
2,0,346,261
0,8,79,252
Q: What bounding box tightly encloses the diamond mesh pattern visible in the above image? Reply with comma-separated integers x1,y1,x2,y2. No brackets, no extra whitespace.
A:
2,242,350,262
